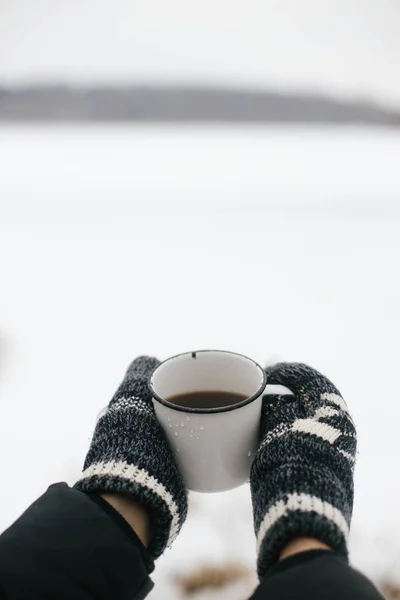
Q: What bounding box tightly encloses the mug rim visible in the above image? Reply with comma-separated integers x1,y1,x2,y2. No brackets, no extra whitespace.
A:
149,349,267,414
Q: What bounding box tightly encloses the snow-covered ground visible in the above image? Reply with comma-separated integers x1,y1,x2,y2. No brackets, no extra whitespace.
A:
1,124,400,597
1,1,400,106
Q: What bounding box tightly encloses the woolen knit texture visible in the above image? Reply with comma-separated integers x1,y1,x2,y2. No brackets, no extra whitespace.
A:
74,356,188,560
250,363,357,578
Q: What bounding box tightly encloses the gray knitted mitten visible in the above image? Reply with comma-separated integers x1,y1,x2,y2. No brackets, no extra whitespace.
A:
74,356,188,559
250,363,357,578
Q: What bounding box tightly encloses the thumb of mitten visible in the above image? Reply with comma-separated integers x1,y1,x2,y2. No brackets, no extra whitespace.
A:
110,356,161,406
265,362,343,416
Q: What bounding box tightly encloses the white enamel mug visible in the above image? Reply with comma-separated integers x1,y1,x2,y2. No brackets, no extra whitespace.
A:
149,350,293,493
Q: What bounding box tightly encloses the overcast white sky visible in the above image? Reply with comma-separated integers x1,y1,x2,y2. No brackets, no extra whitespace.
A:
1,0,400,105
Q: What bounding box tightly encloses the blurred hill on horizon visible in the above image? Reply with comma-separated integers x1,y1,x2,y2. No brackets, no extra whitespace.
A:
1,84,399,124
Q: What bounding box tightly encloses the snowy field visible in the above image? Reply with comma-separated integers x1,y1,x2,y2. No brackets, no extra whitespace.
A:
1,124,400,598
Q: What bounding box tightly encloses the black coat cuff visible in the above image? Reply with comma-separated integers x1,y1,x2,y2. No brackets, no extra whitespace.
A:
87,493,155,574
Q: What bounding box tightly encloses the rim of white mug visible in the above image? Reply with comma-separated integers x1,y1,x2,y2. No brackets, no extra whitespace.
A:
149,349,267,415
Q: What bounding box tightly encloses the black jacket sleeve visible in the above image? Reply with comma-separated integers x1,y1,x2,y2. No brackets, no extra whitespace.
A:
0,483,385,600
0,483,154,600
250,550,385,600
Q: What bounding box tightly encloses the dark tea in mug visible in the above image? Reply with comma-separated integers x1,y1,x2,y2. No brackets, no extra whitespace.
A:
167,390,248,410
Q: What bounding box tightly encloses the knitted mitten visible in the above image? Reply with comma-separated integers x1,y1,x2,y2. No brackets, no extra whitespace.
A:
250,363,357,578
74,356,188,559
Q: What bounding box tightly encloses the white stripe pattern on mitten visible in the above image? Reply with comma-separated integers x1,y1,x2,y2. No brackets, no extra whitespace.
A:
338,449,356,463
321,393,348,412
256,493,349,553
291,418,342,443
77,460,180,546
321,392,356,427
314,407,339,419
260,405,348,448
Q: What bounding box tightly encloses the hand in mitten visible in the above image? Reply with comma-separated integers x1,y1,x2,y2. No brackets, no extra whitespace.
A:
74,356,188,560
250,363,357,578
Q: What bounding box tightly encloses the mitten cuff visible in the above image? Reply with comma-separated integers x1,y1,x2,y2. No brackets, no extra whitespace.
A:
252,461,352,578
74,459,186,560
256,491,349,578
